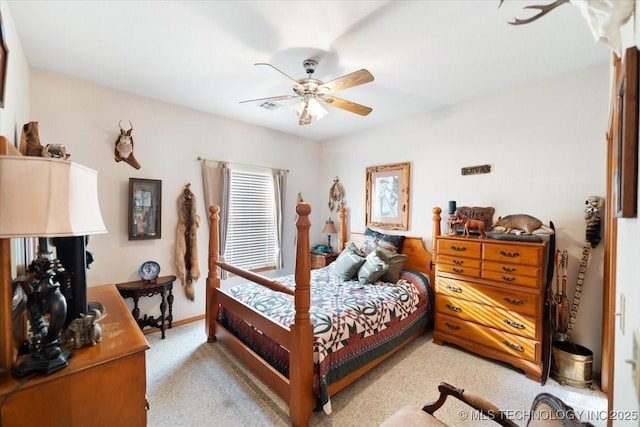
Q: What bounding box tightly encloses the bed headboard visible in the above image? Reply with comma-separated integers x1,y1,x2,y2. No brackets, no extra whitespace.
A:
335,206,441,288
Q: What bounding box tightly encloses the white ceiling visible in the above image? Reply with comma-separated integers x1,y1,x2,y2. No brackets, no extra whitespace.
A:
7,1,611,142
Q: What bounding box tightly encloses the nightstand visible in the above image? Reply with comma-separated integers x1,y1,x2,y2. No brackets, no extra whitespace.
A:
310,252,338,269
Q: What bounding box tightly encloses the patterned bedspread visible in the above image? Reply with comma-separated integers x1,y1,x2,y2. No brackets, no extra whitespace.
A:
218,267,432,413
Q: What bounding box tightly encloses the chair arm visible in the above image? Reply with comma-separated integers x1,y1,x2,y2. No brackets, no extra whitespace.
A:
422,382,518,427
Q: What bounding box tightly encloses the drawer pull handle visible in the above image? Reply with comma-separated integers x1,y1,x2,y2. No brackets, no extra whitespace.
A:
450,246,467,252
446,304,462,312
503,297,524,305
502,276,516,282
500,250,520,258
445,322,460,331
503,319,525,329
501,266,516,273
452,267,464,273
453,259,464,265
502,340,524,352
446,285,462,293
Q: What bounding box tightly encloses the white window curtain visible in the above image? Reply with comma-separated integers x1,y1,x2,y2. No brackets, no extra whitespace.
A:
201,160,230,279
273,169,286,269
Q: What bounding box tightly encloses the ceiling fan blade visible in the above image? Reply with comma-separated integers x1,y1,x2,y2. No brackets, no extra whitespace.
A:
239,94,298,104
320,96,372,116
320,69,374,94
254,62,304,91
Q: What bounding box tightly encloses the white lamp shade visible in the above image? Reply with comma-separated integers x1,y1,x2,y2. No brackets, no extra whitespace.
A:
0,156,107,238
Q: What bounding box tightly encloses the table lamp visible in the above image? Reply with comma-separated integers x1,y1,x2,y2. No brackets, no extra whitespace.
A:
321,219,337,254
0,155,107,377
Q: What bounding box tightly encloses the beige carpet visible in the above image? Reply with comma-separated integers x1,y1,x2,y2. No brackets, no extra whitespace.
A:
146,320,607,426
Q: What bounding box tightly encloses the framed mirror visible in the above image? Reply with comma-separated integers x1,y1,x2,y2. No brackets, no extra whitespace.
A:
128,178,162,240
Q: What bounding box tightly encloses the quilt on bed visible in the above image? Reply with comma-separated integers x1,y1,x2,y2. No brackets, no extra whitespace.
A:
217,267,433,413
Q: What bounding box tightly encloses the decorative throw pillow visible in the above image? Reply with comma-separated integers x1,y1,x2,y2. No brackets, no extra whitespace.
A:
332,243,366,280
377,246,408,283
362,227,406,255
357,251,389,284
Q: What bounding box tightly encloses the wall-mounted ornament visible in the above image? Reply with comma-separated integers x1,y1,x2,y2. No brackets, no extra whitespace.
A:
498,0,634,56
461,164,491,176
115,120,140,169
328,177,346,212
176,183,200,301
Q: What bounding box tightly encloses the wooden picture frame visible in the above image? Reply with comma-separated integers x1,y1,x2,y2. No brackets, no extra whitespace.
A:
614,46,639,218
0,12,8,108
128,178,162,240
365,162,410,230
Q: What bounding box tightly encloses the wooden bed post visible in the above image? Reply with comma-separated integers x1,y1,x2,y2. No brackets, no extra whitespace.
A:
289,202,314,427
206,205,220,343
338,206,347,252
432,207,442,255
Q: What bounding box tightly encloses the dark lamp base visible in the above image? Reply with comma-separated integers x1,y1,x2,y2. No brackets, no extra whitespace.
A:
12,348,73,378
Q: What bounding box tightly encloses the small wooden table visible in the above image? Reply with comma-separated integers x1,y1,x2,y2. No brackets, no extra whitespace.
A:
116,275,176,339
310,251,338,269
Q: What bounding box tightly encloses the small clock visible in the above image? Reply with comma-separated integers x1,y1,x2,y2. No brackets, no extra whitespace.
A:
138,261,161,282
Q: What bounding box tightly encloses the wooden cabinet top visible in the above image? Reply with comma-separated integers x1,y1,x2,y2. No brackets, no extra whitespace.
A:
0,284,149,395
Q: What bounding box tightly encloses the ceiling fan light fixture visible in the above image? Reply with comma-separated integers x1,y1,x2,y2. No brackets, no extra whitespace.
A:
246,59,374,126
291,96,326,125
307,98,328,121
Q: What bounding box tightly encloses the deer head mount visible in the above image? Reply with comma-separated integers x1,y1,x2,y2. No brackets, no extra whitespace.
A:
499,0,570,25
115,120,141,169
498,0,634,55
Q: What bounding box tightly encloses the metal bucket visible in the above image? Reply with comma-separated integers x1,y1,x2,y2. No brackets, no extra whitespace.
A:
551,341,593,388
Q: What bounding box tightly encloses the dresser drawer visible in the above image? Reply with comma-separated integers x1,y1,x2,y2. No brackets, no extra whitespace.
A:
481,270,540,289
436,263,480,278
435,276,540,316
435,314,538,363
436,295,537,339
483,244,541,267
483,261,539,278
437,239,481,258
437,254,481,269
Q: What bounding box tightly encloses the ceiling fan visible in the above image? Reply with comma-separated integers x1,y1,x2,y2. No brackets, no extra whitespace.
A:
240,59,374,126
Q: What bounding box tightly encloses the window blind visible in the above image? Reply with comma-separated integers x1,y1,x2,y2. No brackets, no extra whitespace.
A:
225,169,277,271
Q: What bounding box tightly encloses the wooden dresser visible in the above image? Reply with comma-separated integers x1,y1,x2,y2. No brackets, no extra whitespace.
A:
0,284,149,426
433,235,548,383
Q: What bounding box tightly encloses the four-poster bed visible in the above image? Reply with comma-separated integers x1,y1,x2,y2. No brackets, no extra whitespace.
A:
206,203,441,426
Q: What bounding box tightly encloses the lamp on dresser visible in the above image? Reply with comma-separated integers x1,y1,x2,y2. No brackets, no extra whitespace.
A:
0,155,107,377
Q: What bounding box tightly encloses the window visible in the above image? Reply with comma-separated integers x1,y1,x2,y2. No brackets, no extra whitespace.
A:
225,168,277,271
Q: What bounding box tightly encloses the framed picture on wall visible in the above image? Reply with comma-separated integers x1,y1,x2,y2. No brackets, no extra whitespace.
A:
365,162,410,230
613,46,639,218
128,178,162,240
0,12,9,108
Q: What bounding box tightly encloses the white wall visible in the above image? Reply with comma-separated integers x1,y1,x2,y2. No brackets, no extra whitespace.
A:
28,69,324,323
320,64,610,372
0,2,30,143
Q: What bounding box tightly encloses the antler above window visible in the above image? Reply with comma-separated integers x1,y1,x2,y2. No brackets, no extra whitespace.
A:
498,0,570,25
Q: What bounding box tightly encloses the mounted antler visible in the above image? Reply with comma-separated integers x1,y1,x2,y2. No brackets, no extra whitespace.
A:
498,0,570,25
115,120,141,169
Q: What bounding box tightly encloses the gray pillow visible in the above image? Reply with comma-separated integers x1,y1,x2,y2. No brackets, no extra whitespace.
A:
358,251,389,284
332,243,365,280
377,246,408,283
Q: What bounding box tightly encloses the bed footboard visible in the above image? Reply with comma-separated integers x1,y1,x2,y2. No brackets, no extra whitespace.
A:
207,203,315,427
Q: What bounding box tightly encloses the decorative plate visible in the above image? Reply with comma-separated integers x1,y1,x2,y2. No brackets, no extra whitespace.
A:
139,261,160,281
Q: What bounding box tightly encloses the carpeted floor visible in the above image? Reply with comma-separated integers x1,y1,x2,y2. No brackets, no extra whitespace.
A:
145,320,607,426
